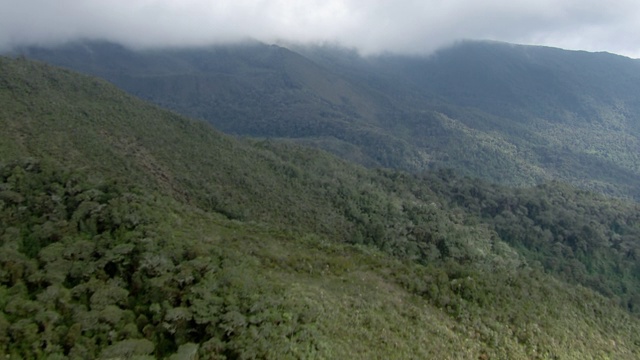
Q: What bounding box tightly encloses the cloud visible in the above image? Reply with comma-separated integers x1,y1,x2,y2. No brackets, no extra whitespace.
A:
1,0,639,57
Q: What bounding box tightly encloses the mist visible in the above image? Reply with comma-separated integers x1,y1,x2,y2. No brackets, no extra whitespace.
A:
1,0,639,57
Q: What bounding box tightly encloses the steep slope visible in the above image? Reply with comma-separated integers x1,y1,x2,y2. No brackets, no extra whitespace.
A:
16,41,428,169
2,56,640,359
382,41,640,122
301,41,640,195
17,40,640,199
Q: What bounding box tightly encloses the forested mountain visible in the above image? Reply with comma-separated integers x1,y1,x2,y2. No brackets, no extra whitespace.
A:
15,40,640,199
2,56,640,358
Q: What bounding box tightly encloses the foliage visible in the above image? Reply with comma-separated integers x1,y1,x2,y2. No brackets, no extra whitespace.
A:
2,56,640,358
15,40,640,199
427,172,640,313
2,160,640,359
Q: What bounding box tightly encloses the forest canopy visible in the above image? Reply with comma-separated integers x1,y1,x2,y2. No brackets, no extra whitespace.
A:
2,55,640,359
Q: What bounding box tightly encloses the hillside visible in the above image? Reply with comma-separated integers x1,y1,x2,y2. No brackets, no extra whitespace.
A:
15,41,423,170
2,56,640,359
360,41,640,192
14,40,640,199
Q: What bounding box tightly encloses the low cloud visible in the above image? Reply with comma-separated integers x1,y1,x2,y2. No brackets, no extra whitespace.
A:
1,0,639,57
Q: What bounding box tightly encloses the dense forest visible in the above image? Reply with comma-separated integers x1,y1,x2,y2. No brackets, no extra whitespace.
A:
2,56,640,358
16,40,640,199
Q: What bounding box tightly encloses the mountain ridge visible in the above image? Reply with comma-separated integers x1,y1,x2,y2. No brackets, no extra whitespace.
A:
13,39,640,200
3,55,640,358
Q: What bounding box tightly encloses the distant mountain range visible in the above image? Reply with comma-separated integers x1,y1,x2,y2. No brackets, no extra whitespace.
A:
13,40,640,199
3,52,640,358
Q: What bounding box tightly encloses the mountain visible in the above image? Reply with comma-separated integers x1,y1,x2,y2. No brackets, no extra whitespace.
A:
3,56,640,358
14,41,420,170
361,41,640,192
14,40,640,200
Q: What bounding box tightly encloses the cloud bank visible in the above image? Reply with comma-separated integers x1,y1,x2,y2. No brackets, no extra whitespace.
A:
1,0,639,57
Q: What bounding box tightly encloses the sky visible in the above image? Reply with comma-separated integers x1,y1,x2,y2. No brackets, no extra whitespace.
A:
1,0,639,58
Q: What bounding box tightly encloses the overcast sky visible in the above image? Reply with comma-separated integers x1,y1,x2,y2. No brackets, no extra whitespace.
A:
1,0,639,58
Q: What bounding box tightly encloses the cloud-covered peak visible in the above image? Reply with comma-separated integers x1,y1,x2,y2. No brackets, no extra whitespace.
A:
2,0,639,57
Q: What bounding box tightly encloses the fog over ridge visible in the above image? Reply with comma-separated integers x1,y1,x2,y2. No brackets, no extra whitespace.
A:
1,0,639,57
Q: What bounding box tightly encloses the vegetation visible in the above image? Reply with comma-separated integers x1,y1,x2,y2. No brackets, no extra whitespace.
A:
425,171,640,313
2,56,640,358
16,40,640,199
